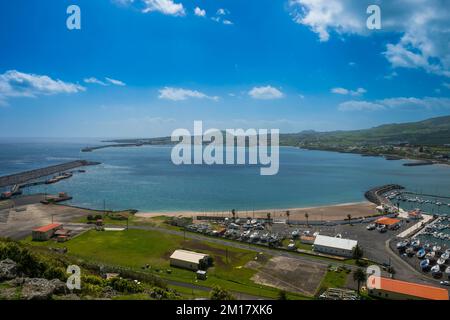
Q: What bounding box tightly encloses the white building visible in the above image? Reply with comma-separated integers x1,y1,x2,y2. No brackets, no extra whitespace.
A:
313,235,358,257
169,249,210,271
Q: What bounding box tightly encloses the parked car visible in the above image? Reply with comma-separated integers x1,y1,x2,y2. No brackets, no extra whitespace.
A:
440,281,450,286
366,223,376,231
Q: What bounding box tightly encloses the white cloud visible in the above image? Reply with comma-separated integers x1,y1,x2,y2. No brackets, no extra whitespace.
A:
248,86,284,100
105,77,126,86
212,8,233,25
142,0,185,16
338,100,385,111
84,77,107,86
194,7,206,17
331,87,366,96
158,87,219,101
339,97,450,111
0,70,85,102
217,8,229,16
289,0,450,77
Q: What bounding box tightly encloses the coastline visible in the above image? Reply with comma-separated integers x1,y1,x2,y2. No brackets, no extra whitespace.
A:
136,201,378,222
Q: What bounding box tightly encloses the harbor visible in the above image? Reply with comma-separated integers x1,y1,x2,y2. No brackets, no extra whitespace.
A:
0,160,100,188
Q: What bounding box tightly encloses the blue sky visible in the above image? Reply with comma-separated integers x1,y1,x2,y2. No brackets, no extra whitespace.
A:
0,0,450,138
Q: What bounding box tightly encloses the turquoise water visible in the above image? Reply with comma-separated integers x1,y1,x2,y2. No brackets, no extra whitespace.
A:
1,138,450,213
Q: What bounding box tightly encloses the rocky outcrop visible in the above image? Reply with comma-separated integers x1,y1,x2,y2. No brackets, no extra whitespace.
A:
20,278,67,300
0,259,18,280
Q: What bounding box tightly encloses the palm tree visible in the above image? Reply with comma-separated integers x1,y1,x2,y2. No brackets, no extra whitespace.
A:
286,211,290,225
352,244,364,262
304,212,309,227
231,209,236,222
267,212,271,225
347,214,352,226
353,268,367,295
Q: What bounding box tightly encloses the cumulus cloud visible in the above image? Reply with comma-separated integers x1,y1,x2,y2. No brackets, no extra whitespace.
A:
158,87,219,101
339,97,450,111
194,7,206,17
331,87,366,96
289,0,450,77
0,70,85,102
248,86,284,100
142,0,185,16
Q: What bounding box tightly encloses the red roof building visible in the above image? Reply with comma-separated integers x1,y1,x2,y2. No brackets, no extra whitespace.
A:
369,277,449,300
32,223,62,241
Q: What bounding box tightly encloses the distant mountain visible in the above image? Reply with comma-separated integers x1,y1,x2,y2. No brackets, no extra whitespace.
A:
281,115,450,147
104,115,450,147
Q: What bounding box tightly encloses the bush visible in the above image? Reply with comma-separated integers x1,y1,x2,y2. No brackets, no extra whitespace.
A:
209,286,234,300
109,277,143,294
0,240,67,281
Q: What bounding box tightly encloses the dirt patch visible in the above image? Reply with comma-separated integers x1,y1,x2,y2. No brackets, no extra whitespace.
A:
248,256,327,296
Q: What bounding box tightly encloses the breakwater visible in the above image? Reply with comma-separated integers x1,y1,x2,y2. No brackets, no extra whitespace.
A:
0,160,100,188
365,184,404,206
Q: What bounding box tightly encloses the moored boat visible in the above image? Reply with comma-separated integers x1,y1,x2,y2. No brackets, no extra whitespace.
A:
416,248,426,259
420,259,430,270
431,265,442,277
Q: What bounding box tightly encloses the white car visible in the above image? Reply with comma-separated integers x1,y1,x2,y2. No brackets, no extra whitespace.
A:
440,281,450,286
366,223,376,230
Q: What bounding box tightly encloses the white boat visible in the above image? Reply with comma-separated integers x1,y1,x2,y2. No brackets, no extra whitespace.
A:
437,258,446,266
426,251,436,260
441,252,450,261
445,266,450,278
431,265,442,277
411,239,421,249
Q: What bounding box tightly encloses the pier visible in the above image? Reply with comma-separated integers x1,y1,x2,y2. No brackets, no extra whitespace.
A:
364,184,404,206
0,160,100,188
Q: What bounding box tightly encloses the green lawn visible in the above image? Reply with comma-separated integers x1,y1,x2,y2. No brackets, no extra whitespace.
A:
23,229,307,299
316,268,350,295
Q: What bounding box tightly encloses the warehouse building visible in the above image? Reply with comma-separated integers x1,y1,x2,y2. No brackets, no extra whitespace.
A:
32,223,62,241
169,250,210,271
368,277,449,300
313,235,358,257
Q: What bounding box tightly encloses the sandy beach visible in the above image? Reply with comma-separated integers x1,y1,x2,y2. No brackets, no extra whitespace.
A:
136,201,378,222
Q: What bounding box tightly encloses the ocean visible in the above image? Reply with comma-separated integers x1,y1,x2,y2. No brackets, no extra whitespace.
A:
1,138,450,214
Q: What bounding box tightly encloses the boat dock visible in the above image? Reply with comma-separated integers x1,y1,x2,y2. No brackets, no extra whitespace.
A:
0,160,100,188
365,184,404,206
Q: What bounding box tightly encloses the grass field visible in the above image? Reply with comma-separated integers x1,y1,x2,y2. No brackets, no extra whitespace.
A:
23,229,308,299
316,268,350,295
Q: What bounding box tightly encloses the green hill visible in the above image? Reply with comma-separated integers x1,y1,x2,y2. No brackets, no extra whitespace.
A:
282,115,450,147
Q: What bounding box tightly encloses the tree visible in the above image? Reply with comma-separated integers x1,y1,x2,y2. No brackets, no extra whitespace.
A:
286,211,290,225
266,212,271,225
277,290,288,300
352,244,364,262
209,285,234,300
231,209,236,222
304,212,309,227
353,268,367,294
347,214,352,226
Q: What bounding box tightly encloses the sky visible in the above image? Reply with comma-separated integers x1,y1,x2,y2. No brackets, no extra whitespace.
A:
0,0,450,138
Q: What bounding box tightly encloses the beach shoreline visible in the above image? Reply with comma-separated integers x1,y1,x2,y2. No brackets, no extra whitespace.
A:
136,201,378,222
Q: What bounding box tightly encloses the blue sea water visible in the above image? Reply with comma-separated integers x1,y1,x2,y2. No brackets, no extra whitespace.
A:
1,138,450,213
